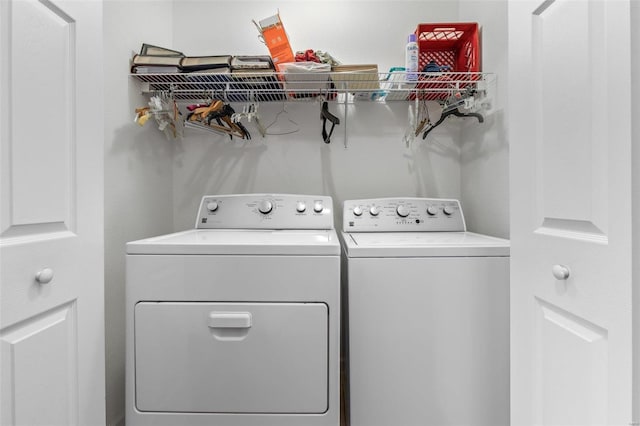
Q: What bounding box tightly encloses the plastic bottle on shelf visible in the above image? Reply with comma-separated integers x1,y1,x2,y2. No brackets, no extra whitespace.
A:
405,33,419,82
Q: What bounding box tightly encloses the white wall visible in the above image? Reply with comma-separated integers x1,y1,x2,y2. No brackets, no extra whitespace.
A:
170,0,465,231
458,0,509,238
103,2,175,425
632,0,640,420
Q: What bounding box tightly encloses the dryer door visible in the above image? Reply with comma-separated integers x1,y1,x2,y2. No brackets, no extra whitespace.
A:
134,302,328,413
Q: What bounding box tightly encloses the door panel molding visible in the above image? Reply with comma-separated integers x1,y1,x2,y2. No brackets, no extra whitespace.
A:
535,297,608,425
532,0,609,243
2,0,77,238
0,222,74,242
532,0,555,16
535,218,607,244
536,297,608,343
0,301,78,426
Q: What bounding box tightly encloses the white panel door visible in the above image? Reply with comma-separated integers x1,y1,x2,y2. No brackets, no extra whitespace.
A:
509,1,633,425
0,1,105,425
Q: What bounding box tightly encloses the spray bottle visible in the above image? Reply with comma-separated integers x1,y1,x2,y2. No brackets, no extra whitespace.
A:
405,34,419,81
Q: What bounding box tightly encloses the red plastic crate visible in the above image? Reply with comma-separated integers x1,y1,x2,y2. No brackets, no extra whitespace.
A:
412,23,480,101
415,22,480,73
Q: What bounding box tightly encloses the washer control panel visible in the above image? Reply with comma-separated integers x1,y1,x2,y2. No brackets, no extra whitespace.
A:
343,198,466,232
196,194,334,229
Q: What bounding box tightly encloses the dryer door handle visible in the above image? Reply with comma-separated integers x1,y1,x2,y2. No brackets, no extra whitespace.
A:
208,312,252,329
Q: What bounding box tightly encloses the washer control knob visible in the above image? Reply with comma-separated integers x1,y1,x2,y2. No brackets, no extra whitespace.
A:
353,206,363,216
396,205,409,217
258,200,273,214
369,206,380,216
443,205,454,216
427,206,438,216
313,202,324,213
206,201,219,212
296,202,306,213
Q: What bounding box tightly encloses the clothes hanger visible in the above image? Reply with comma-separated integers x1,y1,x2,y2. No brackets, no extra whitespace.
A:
421,107,483,139
135,92,182,139
264,102,299,135
231,103,266,138
402,103,416,148
320,101,340,144
206,104,251,139
184,120,244,138
414,98,432,136
421,91,484,139
185,100,251,139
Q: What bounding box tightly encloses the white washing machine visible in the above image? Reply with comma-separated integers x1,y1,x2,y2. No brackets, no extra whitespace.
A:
341,198,510,426
126,194,340,426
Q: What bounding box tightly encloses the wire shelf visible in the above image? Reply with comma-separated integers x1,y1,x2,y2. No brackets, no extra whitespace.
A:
131,71,494,103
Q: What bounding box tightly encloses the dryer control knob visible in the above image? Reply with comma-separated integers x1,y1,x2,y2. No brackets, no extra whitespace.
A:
369,206,380,216
313,202,324,213
443,205,454,216
258,200,273,214
353,206,363,216
296,202,306,213
396,205,409,217
207,201,219,212
427,206,438,216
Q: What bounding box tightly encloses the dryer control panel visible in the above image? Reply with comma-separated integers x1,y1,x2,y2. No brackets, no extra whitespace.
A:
343,198,466,232
196,194,334,229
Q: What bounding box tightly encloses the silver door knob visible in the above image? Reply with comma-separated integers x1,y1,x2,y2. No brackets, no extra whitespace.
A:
35,268,54,284
551,264,570,280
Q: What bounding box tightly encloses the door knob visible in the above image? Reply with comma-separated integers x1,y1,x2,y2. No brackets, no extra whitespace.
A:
551,264,570,280
35,268,54,284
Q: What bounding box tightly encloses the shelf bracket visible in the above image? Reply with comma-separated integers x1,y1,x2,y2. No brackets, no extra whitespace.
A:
343,99,348,149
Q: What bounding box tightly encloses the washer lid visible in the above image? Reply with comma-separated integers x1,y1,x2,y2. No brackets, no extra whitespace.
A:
342,231,510,257
127,229,341,256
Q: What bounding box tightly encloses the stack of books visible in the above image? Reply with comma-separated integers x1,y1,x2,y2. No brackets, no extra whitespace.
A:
130,44,231,74
228,56,284,102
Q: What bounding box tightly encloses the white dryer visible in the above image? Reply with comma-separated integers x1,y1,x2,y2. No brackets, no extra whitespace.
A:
126,194,340,426
341,198,510,426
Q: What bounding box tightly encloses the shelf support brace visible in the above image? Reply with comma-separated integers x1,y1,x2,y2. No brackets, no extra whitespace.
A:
343,99,348,149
